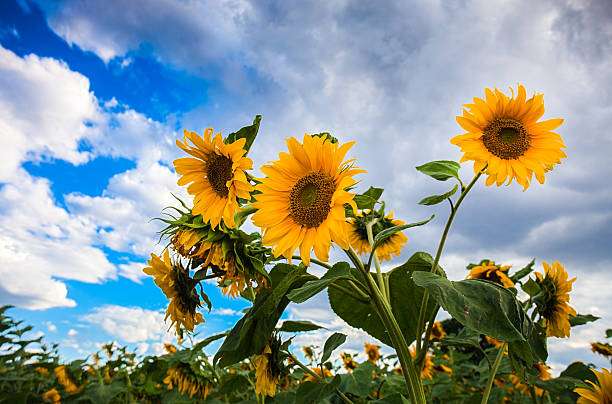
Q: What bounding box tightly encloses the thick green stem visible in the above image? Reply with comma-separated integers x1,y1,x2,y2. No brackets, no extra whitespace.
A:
481,342,507,404
366,221,387,302
416,171,483,355
345,248,426,404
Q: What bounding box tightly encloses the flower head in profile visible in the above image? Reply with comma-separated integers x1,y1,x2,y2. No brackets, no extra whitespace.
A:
533,261,576,338
451,84,566,190
341,353,358,372
364,342,381,364
591,342,612,359
467,260,514,288
163,364,213,399
254,337,285,397
347,210,407,261
431,321,446,340
143,251,204,343
252,134,365,265
174,127,254,229
574,367,612,404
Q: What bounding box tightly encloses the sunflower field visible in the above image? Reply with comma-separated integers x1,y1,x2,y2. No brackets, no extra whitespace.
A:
3,85,612,403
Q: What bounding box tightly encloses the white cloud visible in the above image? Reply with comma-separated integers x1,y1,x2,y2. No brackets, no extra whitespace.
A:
212,308,241,316
67,329,78,336
44,321,57,332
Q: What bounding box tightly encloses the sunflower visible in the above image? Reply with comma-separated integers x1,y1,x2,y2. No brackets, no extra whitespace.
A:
409,347,434,379
533,261,576,338
451,84,566,190
592,342,612,358
467,260,514,288
252,134,365,265
364,342,381,364
533,362,552,380
174,127,254,229
164,344,178,354
143,251,204,342
254,343,284,397
302,346,315,362
431,321,446,339
35,366,50,376
575,368,612,404
303,367,333,382
434,364,453,376
163,365,213,399
42,388,61,404
54,366,81,394
347,210,408,261
171,228,207,259
341,353,358,372
485,336,505,349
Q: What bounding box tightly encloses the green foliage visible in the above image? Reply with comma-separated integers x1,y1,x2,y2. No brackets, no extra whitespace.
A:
371,215,434,253
418,184,458,206
278,321,325,333
287,262,351,304
415,160,461,181
321,333,347,364
225,115,262,155
569,314,600,327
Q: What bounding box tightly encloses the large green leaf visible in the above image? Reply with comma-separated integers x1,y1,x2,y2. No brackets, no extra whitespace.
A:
415,160,461,181
412,272,529,342
214,264,310,367
329,252,441,346
295,376,341,404
338,361,376,397
354,187,384,210
225,115,261,155
287,262,351,303
418,184,458,206
278,320,325,332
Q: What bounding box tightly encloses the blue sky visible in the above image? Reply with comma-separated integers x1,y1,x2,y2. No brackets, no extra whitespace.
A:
1,0,611,373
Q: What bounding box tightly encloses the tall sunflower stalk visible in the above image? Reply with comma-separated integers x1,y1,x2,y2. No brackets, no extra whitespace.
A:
142,85,583,404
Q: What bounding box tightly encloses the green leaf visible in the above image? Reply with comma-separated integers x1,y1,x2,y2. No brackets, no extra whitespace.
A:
371,393,410,404
412,272,529,342
287,262,351,303
225,115,261,155
320,332,346,363
338,361,376,397
606,329,612,339
569,314,600,327
279,320,325,332
521,278,541,296
509,259,535,283
329,252,441,346
214,263,310,367
354,187,384,210
418,184,458,206
416,160,461,181
371,215,434,252
295,376,341,404
560,361,597,383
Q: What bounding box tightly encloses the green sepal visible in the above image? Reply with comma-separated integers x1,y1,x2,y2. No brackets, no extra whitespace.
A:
418,184,458,206
416,160,461,181
521,278,541,296
312,132,338,144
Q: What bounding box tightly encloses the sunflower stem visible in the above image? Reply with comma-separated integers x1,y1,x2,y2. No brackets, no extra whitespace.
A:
344,248,426,404
328,282,370,303
291,255,333,270
416,306,440,368
415,171,483,356
365,221,388,303
481,342,507,404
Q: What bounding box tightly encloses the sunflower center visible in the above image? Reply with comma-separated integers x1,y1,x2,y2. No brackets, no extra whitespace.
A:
482,118,531,160
206,154,233,198
289,172,335,228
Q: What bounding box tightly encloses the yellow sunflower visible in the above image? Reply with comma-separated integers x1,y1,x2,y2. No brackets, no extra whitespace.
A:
591,342,612,358
171,229,207,259
575,368,612,404
533,261,576,338
303,367,333,382
364,342,381,364
451,84,566,190
42,388,61,404
54,366,81,394
174,127,254,229
410,347,434,379
302,346,315,362
533,362,552,380
341,353,358,372
434,364,453,376
467,260,514,288
347,210,407,261
163,365,213,399
143,251,204,342
252,134,365,265
254,344,281,397
431,321,446,339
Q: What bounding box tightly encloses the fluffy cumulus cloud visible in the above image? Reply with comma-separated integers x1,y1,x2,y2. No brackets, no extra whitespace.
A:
13,0,612,368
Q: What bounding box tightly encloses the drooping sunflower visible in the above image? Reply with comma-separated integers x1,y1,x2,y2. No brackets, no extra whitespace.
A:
341,353,358,372
347,210,408,261
433,364,453,376
364,342,381,364
575,368,612,404
171,228,207,259
451,84,566,190
143,251,204,342
174,127,254,229
163,364,213,400
485,336,505,349
467,260,514,288
253,340,285,397
252,134,365,265
533,261,576,338
591,342,612,358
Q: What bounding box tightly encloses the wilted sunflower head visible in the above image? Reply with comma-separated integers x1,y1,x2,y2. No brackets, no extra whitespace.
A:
341,353,358,372
347,210,408,261
173,127,254,229
171,228,208,259
533,261,576,338
364,342,381,364
451,84,566,190
574,367,612,404
467,260,514,288
252,134,365,265
591,342,612,359
254,336,286,397
163,363,214,399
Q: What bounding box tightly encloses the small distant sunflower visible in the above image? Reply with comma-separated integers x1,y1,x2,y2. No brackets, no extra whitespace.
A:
591,342,612,359
252,134,365,265
302,346,315,362
533,261,576,338
304,367,332,382
164,344,178,354
467,260,514,288
508,374,529,395
434,364,453,376
174,127,254,229
35,366,50,377
163,364,213,400
54,366,81,394
347,210,408,261
451,84,566,190
254,339,285,397
42,388,61,404
364,342,381,364
431,322,446,339
410,347,434,379
575,368,612,404
533,362,552,380
341,353,358,372
143,251,204,342
485,336,505,349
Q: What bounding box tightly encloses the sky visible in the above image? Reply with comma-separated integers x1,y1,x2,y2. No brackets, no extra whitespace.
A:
0,0,611,375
